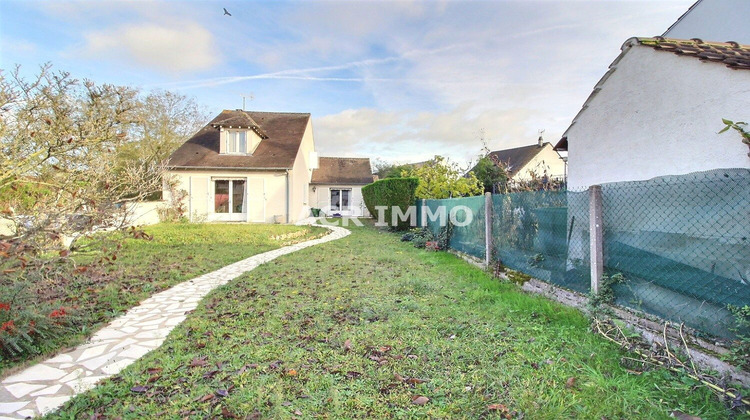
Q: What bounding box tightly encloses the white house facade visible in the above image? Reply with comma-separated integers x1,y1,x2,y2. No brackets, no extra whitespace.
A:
557,37,750,189
309,157,373,217
166,110,374,223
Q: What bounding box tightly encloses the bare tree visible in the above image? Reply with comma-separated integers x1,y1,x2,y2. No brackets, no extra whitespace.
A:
0,65,205,357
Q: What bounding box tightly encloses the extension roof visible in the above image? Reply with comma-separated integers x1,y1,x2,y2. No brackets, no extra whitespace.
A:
555,37,750,151
168,110,310,170
487,143,552,176
311,157,374,185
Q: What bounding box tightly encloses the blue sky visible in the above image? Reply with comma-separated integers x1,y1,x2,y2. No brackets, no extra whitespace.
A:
0,0,693,165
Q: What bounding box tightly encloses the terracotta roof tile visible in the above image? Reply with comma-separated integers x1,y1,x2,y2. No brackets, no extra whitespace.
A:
311,157,374,185
639,37,750,70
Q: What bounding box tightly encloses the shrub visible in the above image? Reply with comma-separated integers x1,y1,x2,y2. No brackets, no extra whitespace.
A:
362,177,419,231
0,281,79,360
410,228,434,248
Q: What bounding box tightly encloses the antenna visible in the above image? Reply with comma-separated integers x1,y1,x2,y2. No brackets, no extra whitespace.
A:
241,93,255,110
537,129,545,147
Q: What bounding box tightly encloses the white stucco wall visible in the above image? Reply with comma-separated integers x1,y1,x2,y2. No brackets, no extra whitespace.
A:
167,170,289,223
289,118,316,222
565,43,750,189
309,185,370,218
126,201,167,226
663,0,750,44
511,144,566,182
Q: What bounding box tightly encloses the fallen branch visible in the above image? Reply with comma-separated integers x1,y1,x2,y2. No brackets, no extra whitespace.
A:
593,318,749,414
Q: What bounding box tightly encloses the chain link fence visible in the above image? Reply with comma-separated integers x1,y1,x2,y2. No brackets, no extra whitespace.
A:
601,168,749,338
422,195,486,258
420,168,749,339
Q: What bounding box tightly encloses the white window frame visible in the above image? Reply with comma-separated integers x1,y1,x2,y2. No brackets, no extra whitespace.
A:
224,130,248,155
330,188,351,211
213,178,247,215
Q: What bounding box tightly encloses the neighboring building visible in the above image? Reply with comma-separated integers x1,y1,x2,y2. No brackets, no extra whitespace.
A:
486,137,566,185
309,157,374,217
555,37,750,189
166,109,373,223
556,36,749,332
663,0,749,45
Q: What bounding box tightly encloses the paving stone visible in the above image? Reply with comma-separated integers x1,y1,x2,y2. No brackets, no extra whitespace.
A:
2,364,68,384
17,409,36,418
116,344,152,360
100,358,135,376
30,385,62,397
46,354,74,364
79,352,117,371
77,344,112,362
58,368,85,384
3,383,46,399
0,402,28,414
36,396,71,415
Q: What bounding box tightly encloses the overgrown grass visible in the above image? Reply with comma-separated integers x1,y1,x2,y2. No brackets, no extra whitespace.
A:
0,223,326,375
50,223,731,419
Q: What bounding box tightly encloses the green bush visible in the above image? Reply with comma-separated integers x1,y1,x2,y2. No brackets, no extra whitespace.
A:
362,177,419,230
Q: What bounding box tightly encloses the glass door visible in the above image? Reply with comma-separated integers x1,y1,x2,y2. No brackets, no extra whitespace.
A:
214,179,246,221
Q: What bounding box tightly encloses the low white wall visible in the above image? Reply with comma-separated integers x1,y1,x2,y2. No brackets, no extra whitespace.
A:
126,201,166,226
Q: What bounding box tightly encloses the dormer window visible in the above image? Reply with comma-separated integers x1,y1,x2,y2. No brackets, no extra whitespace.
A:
213,112,268,155
220,128,262,155
226,130,247,154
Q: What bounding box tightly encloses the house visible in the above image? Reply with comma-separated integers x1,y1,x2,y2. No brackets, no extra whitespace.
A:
555,37,750,190
309,157,373,217
486,137,566,185
166,109,373,223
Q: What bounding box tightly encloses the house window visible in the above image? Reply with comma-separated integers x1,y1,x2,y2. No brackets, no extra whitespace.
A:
225,131,247,154
330,189,351,211
215,179,246,213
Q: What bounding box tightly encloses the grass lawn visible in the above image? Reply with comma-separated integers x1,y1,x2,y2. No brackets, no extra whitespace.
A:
49,222,732,419
0,223,327,376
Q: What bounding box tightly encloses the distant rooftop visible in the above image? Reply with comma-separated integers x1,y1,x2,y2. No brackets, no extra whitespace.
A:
487,143,552,176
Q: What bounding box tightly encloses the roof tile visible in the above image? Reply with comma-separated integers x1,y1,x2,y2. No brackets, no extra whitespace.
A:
168,110,310,170
311,157,373,185
640,37,750,70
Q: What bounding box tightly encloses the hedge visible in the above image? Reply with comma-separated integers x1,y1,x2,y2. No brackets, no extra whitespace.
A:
362,177,419,230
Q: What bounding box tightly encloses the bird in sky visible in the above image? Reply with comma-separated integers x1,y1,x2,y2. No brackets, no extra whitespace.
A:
223,8,232,16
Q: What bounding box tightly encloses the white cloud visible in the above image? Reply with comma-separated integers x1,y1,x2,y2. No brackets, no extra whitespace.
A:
314,105,550,166
81,21,219,74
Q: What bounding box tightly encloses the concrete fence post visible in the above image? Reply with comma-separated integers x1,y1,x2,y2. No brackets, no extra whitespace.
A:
485,192,492,267
589,185,603,294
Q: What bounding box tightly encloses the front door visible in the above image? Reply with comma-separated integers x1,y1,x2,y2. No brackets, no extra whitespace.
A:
213,179,246,221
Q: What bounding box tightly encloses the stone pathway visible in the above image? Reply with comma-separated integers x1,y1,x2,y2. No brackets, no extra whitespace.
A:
0,224,349,419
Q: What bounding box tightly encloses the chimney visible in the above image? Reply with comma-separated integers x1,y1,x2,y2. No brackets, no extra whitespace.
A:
538,135,543,147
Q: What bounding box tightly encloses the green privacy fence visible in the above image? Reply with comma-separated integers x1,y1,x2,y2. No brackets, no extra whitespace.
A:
420,168,750,339
601,168,750,338
492,190,591,294
422,195,486,257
